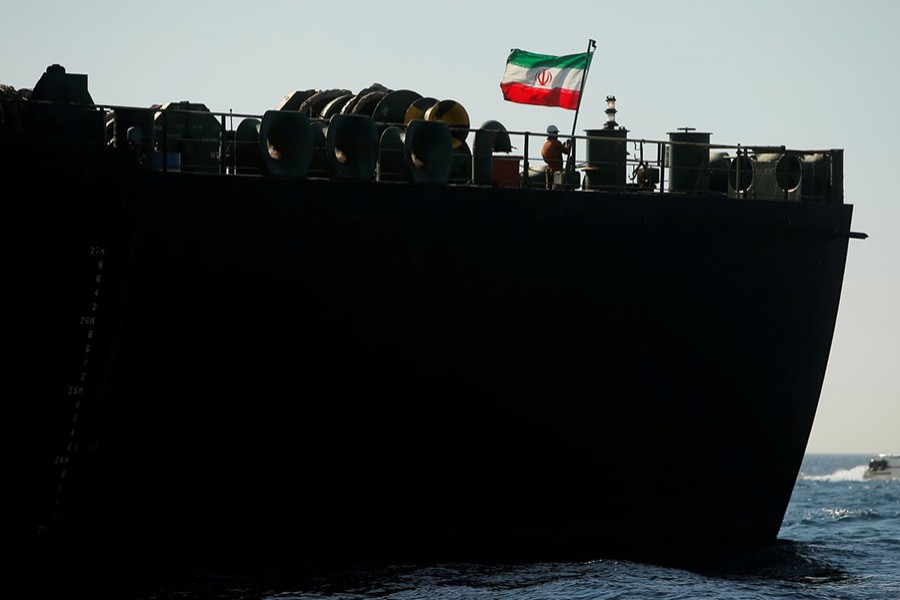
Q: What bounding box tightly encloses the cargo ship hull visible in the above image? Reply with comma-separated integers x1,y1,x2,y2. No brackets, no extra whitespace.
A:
12,139,853,585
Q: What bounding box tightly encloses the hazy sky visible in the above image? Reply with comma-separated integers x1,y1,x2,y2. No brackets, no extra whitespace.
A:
4,0,896,453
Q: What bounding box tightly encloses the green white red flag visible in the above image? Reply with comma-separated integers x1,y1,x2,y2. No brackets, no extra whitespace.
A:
500,48,594,110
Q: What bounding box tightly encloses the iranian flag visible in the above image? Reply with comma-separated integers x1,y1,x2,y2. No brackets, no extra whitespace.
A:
500,48,594,110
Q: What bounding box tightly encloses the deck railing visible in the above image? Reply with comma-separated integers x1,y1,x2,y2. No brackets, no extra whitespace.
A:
1,97,844,204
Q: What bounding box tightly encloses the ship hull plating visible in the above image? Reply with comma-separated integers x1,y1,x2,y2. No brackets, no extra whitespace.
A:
16,144,852,581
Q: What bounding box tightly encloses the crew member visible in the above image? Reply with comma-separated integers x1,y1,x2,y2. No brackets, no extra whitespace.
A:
541,124,570,189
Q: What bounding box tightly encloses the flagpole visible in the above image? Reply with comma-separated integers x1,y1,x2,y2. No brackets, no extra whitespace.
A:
566,39,597,178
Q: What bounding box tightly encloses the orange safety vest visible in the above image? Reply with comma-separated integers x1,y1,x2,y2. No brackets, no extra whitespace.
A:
541,137,565,172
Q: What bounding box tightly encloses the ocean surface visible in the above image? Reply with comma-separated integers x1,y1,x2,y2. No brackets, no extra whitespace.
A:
134,454,899,600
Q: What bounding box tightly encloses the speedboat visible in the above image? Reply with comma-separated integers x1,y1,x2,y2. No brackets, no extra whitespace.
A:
863,453,900,480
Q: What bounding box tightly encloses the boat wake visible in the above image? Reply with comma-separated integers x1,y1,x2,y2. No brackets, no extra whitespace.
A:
800,465,869,482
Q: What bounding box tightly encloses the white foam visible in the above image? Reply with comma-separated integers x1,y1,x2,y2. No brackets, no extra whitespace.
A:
801,465,869,482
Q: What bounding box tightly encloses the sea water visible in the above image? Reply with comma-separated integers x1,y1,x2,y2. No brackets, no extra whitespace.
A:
133,454,899,599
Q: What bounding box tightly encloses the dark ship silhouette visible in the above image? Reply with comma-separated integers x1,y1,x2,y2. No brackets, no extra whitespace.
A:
6,64,863,591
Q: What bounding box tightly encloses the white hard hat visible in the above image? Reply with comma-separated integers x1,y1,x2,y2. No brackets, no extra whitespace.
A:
547,124,559,134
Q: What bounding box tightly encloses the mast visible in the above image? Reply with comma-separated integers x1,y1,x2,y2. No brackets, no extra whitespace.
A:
566,39,597,177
